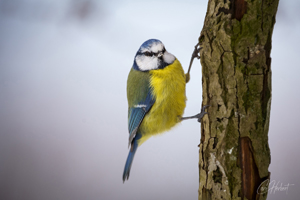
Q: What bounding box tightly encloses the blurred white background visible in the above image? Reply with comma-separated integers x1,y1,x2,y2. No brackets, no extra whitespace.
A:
0,0,299,199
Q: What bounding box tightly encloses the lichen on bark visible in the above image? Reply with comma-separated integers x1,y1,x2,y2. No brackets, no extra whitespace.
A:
198,0,279,199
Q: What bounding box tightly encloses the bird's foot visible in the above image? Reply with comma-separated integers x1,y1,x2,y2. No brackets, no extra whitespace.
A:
181,105,210,123
186,43,203,83
192,43,202,60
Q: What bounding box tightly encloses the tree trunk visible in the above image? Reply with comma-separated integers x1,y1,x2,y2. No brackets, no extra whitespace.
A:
198,0,279,199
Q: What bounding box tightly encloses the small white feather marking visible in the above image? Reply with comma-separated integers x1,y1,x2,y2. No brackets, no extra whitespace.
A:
134,104,147,108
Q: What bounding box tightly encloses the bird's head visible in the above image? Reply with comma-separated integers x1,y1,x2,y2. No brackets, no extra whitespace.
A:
133,39,175,71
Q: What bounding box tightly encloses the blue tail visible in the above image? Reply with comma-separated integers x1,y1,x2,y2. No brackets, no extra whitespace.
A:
123,135,140,182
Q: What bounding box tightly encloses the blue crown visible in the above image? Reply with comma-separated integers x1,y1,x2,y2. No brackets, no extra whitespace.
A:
140,39,161,49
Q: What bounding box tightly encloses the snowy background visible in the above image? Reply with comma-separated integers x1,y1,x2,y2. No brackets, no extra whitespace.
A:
0,0,298,199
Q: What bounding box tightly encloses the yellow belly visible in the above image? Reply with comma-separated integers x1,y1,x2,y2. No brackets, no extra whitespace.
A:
138,59,186,145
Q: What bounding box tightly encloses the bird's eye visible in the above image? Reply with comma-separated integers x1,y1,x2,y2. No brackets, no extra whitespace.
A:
144,52,153,57
162,47,166,53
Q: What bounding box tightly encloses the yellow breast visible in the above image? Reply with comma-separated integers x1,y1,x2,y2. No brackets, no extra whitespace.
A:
139,59,186,144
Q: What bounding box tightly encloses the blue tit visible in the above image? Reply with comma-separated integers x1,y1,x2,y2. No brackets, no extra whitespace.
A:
123,39,208,182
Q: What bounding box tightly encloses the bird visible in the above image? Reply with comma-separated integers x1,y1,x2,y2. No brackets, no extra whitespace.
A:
123,39,209,182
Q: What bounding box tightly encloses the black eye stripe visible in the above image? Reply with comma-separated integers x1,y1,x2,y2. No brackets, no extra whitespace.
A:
143,48,166,57
144,52,153,56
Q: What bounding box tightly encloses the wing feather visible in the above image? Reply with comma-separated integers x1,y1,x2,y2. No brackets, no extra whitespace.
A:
128,91,154,145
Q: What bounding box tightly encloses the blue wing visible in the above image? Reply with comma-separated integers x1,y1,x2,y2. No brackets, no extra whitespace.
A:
128,90,155,146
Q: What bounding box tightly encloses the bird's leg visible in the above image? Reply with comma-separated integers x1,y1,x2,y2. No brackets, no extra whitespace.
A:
181,105,210,123
185,42,203,83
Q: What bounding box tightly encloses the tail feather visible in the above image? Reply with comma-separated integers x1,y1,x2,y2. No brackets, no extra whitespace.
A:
123,137,139,182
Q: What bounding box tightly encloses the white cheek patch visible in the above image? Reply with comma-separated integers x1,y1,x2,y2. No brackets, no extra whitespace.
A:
135,55,159,71
163,51,175,64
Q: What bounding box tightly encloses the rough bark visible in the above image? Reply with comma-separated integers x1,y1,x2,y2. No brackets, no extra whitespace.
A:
198,0,279,199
